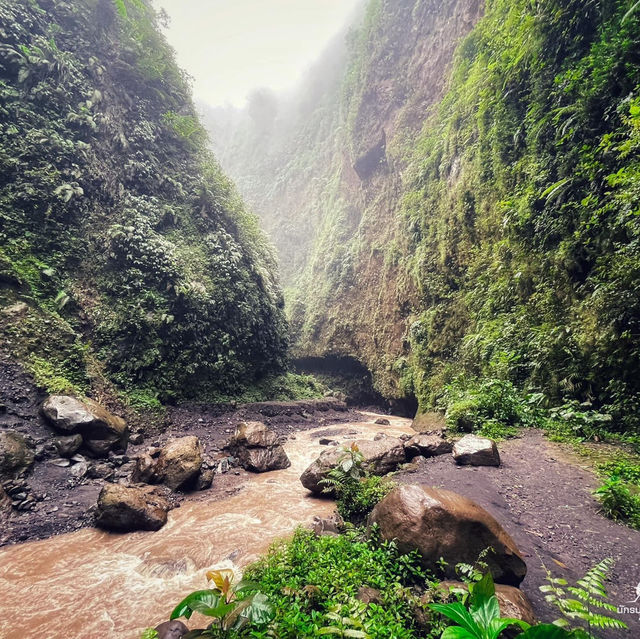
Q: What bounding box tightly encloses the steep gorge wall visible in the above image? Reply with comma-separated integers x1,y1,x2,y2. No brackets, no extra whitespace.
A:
212,0,640,430
210,0,484,402
0,0,288,403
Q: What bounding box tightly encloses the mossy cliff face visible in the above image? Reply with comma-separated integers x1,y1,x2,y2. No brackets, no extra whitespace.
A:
0,0,288,401
216,0,640,430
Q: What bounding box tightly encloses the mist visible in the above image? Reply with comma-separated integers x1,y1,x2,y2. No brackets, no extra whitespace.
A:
153,0,363,108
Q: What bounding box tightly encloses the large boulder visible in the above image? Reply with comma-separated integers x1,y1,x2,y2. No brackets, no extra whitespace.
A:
453,434,500,467
154,436,204,490
300,437,406,495
228,422,290,473
405,434,453,459
0,431,35,479
369,484,527,585
233,421,279,448
300,446,342,494
410,412,446,434
95,483,170,532
41,395,128,456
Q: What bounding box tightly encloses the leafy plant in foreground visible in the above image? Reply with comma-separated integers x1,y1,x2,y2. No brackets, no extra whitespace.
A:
169,569,273,637
430,572,572,639
540,558,627,637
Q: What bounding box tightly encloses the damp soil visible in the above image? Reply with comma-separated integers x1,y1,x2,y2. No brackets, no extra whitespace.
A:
396,429,640,638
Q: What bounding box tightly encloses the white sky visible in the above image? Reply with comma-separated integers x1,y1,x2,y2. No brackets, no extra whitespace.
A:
153,0,361,107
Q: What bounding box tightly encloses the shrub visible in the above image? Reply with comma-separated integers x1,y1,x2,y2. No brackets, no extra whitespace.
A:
439,377,534,438
336,475,395,524
243,527,443,639
593,478,640,529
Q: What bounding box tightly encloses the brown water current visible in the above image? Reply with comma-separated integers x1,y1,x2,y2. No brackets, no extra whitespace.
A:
0,414,411,639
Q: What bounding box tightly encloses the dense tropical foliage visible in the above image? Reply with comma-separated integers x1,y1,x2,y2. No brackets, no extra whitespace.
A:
0,0,288,403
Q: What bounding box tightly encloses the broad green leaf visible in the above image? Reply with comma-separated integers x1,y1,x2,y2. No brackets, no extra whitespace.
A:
245,592,274,625
441,627,477,639
470,572,496,607
233,579,260,594
470,594,500,632
519,624,573,638
191,600,235,619
489,617,530,638
170,590,220,620
430,602,480,635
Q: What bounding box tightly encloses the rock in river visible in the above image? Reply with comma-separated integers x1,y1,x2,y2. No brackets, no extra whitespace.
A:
95,483,171,532
369,484,527,586
300,436,405,495
154,436,203,490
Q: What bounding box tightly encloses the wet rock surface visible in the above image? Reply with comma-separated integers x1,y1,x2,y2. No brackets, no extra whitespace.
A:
369,484,527,585
95,483,172,532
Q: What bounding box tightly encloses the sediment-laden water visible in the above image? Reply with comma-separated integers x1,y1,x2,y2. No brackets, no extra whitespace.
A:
0,415,411,638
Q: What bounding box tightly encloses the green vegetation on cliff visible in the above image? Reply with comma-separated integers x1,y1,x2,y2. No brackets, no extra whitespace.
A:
402,0,640,430
0,0,289,402
212,0,640,432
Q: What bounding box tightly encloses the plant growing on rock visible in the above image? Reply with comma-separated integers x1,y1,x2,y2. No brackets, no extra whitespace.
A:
430,572,572,639
320,444,394,523
169,569,274,637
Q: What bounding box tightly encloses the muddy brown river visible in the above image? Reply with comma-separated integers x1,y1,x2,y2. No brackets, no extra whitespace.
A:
0,414,411,639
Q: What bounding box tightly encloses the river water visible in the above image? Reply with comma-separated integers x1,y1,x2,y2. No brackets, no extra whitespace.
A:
0,413,411,639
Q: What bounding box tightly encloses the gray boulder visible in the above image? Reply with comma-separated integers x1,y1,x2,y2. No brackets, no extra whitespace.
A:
453,434,500,467
405,433,453,459
95,483,170,532
155,620,189,639
369,484,526,585
0,431,35,479
41,395,128,456
53,434,83,458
